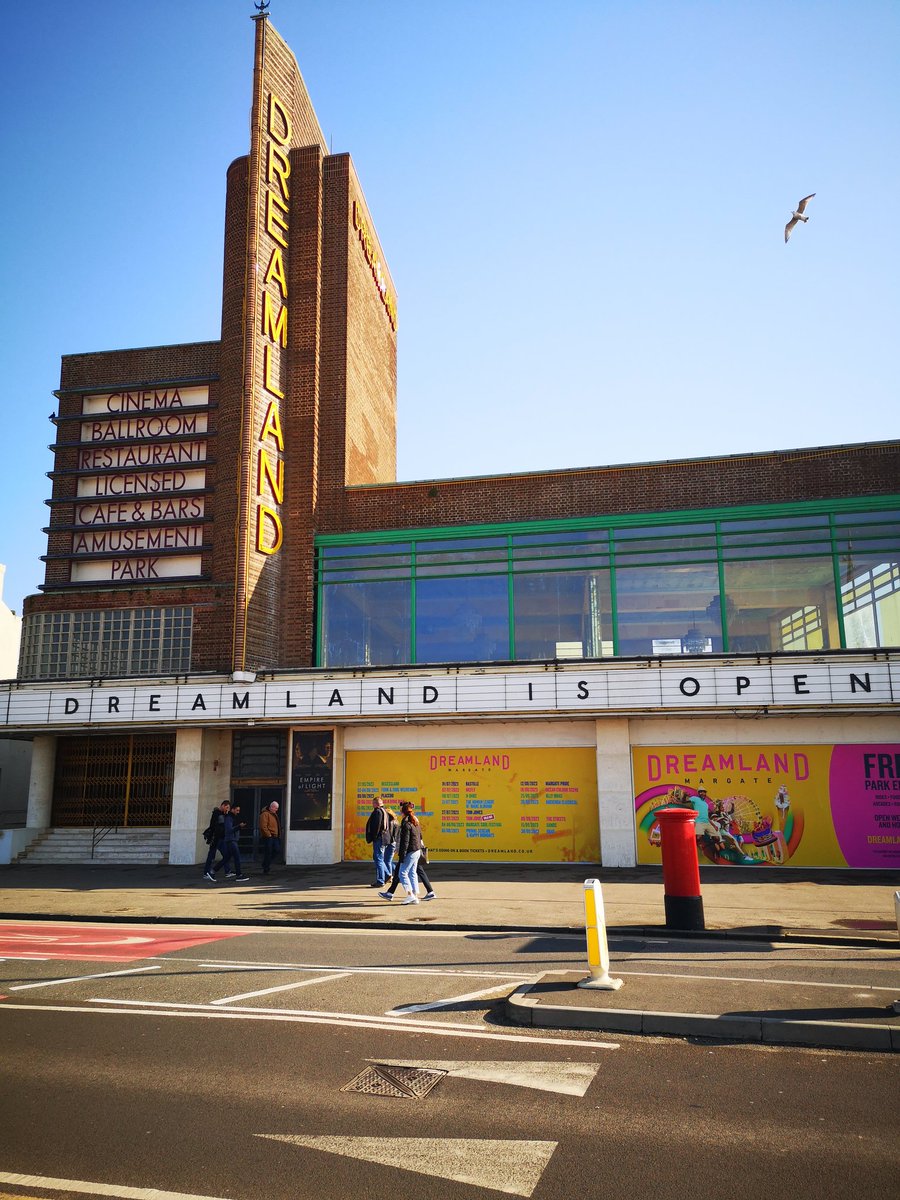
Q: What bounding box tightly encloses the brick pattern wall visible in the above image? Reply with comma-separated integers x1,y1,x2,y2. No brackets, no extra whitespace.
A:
279,145,325,668
236,18,331,672
344,161,398,488
337,442,900,533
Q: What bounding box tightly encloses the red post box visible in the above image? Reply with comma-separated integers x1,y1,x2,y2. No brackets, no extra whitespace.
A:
655,806,705,930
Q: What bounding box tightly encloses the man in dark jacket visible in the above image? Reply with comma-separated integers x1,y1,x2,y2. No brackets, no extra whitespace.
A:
211,807,249,882
364,796,391,886
203,801,230,880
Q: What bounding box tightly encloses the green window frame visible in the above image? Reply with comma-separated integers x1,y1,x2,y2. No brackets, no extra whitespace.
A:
314,495,900,667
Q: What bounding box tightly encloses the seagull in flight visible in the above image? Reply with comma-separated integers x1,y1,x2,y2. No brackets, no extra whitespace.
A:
785,193,815,243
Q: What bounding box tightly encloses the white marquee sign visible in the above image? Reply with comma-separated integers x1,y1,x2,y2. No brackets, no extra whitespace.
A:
2,656,898,731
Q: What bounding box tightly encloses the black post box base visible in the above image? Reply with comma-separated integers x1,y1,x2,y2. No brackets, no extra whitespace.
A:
664,893,706,931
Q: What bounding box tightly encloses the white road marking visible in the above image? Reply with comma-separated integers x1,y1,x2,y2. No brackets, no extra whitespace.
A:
0,999,618,1048
256,1134,557,1198
390,980,530,1014
372,1059,600,1096
210,972,351,1005
9,966,161,992
0,1171,230,1200
616,969,899,991
192,959,531,979
0,933,155,945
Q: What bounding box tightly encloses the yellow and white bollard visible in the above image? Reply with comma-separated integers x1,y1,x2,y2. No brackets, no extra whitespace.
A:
577,877,623,991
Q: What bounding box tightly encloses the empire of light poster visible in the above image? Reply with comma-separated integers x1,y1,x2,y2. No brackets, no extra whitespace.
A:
633,743,900,868
344,747,599,862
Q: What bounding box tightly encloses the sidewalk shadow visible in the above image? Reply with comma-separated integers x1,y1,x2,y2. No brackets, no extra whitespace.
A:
726,1004,897,1022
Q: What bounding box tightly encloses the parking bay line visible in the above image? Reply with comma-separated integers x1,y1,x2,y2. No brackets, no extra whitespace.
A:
0,1169,231,1200
210,972,352,1005
9,966,162,992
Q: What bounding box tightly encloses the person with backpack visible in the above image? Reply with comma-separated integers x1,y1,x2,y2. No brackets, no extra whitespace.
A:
364,796,392,886
210,805,249,882
202,800,230,881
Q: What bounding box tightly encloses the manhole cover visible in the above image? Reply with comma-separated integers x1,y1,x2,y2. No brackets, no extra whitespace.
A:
341,1064,446,1099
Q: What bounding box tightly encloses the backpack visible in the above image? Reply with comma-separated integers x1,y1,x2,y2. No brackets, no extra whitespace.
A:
203,806,221,845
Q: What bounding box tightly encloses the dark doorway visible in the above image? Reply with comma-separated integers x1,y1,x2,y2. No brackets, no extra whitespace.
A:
230,785,285,866
230,729,288,868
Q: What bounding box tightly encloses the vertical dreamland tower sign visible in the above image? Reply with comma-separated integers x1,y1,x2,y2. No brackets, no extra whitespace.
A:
229,13,398,672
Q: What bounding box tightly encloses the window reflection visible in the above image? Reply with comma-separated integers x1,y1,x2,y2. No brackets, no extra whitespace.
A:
513,571,612,659
724,559,838,652
614,564,722,656
841,556,900,648
315,506,900,667
321,581,410,667
416,575,509,663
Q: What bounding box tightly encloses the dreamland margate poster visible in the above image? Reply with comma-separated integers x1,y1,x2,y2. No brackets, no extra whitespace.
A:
633,743,900,868
344,748,599,863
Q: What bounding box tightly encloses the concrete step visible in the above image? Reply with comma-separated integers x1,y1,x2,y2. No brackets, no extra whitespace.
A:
15,827,170,865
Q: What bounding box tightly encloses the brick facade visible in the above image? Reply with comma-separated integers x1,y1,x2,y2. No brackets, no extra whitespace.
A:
338,440,900,534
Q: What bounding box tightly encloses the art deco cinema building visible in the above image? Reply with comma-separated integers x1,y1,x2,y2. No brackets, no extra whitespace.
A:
5,16,900,873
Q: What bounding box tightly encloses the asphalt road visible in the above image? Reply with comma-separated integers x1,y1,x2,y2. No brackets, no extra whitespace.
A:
0,923,897,1200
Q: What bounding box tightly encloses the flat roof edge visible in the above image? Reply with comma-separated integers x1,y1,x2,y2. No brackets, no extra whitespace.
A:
350,438,900,491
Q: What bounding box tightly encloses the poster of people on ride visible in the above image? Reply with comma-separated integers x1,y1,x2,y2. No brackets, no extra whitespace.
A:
633,743,900,868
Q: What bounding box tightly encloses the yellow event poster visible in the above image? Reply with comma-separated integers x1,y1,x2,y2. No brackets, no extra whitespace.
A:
633,743,900,869
344,748,599,863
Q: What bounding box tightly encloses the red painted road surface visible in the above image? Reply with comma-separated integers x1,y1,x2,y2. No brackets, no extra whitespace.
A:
0,922,250,962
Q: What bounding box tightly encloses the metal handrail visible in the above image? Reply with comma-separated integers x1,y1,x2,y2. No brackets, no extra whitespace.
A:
91,810,122,858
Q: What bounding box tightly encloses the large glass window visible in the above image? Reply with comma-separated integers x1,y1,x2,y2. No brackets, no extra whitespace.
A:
615,563,722,656
833,510,900,649
511,529,612,659
416,574,509,663
315,500,900,667
723,558,839,652
513,571,612,659
320,580,411,667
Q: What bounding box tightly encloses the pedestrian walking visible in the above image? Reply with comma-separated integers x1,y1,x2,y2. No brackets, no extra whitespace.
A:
212,806,249,881
364,796,393,886
379,841,435,901
379,802,434,901
382,805,399,883
392,800,423,905
202,800,230,880
259,800,281,875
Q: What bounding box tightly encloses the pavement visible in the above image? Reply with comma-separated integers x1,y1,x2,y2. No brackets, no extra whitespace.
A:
1,860,898,1052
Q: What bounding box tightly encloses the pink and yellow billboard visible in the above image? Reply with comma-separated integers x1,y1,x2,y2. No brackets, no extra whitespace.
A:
344,747,599,863
633,743,900,868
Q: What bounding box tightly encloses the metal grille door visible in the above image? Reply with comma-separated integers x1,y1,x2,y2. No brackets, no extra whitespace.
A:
52,734,175,827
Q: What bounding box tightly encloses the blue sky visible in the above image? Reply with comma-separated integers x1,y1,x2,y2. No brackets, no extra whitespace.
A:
1,0,897,612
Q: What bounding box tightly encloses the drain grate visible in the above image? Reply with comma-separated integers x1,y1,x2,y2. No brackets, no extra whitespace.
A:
342,1063,447,1099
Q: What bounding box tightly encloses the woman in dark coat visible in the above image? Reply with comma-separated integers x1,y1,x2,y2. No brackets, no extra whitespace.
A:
394,800,423,905
379,803,435,901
